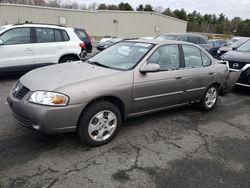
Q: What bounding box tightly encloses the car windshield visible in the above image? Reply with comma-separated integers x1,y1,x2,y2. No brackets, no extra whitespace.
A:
236,40,250,52
231,39,248,48
88,41,154,70
155,35,178,40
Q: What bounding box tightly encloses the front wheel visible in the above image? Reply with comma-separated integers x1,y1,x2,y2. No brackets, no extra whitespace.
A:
198,85,219,111
78,101,121,147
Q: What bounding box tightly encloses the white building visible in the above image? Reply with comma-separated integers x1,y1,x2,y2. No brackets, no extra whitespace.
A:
0,3,187,38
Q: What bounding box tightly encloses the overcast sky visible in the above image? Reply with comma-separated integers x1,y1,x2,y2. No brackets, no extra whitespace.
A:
78,0,250,19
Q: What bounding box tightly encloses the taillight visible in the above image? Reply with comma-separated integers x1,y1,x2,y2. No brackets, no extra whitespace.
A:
79,42,85,49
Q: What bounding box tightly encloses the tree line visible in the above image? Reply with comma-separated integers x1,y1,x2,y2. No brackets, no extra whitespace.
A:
1,0,249,36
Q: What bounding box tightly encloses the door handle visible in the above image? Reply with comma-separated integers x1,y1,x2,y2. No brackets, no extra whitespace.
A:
24,48,32,52
175,76,182,79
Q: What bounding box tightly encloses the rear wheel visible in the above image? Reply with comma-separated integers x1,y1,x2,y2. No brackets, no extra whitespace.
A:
198,85,219,111
78,101,121,147
59,56,78,63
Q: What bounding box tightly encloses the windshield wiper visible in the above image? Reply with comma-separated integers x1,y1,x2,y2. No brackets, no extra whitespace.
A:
87,60,111,68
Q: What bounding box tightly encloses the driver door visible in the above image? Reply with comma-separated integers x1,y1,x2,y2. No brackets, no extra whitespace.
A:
132,45,184,114
0,27,34,69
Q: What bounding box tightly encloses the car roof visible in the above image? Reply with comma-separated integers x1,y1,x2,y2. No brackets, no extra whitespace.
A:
3,23,69,29
125,39,194,45
158,33,206,37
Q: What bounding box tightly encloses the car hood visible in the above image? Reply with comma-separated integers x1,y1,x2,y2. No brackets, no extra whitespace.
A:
221,50,250,63
20,61,121,91
219,46,232,52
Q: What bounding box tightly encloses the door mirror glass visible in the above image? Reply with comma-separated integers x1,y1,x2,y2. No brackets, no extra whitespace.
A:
0,39,3,45
140,63,160,73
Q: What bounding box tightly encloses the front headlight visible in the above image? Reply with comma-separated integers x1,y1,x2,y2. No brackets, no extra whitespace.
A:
29,91,69,106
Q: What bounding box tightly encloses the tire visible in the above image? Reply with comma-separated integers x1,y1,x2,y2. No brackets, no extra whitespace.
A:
59,56,78,63
78,101,122,147
198,85,219,111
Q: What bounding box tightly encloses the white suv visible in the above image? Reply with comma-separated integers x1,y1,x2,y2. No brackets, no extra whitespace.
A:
0,23,85,74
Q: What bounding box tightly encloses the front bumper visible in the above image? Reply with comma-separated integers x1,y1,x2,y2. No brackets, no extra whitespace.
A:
7,91,85,133
226,62,250,87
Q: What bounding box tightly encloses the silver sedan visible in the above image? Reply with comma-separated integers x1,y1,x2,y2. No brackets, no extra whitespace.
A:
8,39,230,146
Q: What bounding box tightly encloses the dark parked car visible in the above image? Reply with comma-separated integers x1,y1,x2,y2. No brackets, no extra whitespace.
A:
154,33,212,51
220,39,250,87
208,39,228,58
8,39,230,146
74,28,92,53
97,37,123,51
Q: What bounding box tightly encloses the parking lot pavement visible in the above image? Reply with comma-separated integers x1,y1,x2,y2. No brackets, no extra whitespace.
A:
0,67,250,188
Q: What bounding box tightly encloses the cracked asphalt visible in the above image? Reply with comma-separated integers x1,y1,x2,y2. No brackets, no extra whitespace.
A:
0,75,250,188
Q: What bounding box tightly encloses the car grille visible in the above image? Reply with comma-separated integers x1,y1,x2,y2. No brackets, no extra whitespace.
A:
12,112,32,127
228,61,248,70
12,82,30,100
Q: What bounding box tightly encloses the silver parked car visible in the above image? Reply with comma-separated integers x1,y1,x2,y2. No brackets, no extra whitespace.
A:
8,40,230,146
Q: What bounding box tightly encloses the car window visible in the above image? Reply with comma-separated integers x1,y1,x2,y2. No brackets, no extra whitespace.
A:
61,30,70,41
55,29,63,42
201,52,212,66
148,45,180,71
36,28,55,43
89,42,154,70
155,35,178,40
183,45,202,68
188,36,199,44
74,29,87,40
0,27,30,45
178,35,188,42
199,37,207,44
236,40,250,52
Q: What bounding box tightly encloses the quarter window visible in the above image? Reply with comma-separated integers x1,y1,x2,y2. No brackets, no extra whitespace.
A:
201,52,211,66
0,27,30,45
148,45,180,71
183,45,202,68
55,30,63,42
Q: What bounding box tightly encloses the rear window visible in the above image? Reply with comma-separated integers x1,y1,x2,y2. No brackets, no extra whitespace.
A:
188,36,199,44
74,29,87,40
155,34,178,40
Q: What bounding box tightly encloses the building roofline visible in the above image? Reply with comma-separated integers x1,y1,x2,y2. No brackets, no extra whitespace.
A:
0,3,187,23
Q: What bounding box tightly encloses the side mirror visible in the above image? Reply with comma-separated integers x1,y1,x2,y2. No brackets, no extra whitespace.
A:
140,63,160,74
0,39,3,45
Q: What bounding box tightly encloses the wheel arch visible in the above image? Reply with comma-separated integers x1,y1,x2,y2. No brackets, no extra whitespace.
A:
77,96,126,128
58,53,80,63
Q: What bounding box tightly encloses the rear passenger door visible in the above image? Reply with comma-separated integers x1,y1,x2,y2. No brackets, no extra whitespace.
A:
33,27,67,65
178,45,215,103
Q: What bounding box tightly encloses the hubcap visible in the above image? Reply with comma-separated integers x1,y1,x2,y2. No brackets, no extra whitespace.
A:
88,110,117,142
205,87,217,108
